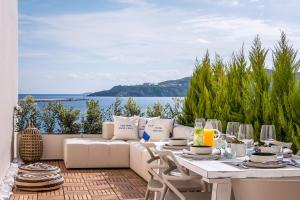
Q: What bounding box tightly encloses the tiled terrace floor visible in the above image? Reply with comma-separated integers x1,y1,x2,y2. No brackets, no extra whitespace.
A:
10,161,150,200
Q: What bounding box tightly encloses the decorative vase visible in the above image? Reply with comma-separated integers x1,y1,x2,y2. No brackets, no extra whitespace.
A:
231,143,246,157
19,123,43,163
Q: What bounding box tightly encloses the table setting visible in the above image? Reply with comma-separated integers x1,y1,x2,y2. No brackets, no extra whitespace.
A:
161,119,297,170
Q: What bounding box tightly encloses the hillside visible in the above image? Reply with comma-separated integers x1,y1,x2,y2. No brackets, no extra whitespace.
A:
89,77,190,97
89,70,300,97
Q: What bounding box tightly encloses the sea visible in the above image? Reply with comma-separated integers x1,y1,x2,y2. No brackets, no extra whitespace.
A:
18,94,179,115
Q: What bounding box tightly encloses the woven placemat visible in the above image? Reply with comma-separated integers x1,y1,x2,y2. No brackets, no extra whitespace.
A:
243,161,287,169
163,144,189,150
180,152,221,160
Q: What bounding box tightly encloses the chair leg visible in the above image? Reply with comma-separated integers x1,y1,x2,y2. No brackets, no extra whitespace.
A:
159,185,168,200
144,188,150,200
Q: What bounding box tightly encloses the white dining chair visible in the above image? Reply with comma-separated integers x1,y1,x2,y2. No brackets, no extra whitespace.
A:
232,178,300,200
143,142,169,200
157,150,211,200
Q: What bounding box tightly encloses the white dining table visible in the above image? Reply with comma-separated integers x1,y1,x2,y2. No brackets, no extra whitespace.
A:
173,153,300,200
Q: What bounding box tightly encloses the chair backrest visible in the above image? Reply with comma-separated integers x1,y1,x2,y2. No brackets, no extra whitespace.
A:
142,142,167,181
156,150,191,180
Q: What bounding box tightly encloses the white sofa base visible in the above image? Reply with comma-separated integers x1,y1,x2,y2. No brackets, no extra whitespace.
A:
64,138,130,168
63,122,193,181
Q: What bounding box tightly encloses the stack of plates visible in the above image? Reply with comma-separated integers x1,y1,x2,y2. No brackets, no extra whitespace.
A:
181,149,221,160
244,153,287,168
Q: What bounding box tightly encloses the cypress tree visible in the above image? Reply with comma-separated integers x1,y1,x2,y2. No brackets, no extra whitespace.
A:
211,55,228,130
270,32,300,145
226,47,249,123
248,36,270,140
178,51,214,126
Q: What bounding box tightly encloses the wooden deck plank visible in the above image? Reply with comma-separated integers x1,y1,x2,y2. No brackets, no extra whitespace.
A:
10,161,150,200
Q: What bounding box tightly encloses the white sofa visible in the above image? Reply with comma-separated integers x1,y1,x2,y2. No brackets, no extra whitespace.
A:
63,121,193,181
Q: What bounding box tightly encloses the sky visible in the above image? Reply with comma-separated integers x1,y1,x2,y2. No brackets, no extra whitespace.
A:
19,0,300,94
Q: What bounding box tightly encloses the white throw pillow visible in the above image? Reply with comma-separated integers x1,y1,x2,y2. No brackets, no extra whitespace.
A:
138,117,160,138
112,116,139,140
142,118,174,141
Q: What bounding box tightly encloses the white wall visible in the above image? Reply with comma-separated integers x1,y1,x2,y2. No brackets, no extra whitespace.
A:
0,0,18,180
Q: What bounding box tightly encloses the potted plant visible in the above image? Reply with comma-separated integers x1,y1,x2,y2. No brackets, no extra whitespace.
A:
230,137,246,157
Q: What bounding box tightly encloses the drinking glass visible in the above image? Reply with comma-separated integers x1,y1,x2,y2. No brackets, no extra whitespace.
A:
238,124,254,148
195,118,206,128
207,119,222,132
260,125,276,145
226,122,240,137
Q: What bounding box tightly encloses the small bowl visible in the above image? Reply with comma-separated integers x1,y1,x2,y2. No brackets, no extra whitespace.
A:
250,152,277,163
168,138,187,146
190,145,212,155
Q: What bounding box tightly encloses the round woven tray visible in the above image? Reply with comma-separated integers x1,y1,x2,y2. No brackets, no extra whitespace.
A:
19,163,61,174
15,173,64,191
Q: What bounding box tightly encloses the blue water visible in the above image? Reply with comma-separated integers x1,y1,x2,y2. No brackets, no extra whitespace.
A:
18,94,178,114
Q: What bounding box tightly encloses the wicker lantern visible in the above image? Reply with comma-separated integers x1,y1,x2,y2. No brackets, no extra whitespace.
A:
19,123,43,163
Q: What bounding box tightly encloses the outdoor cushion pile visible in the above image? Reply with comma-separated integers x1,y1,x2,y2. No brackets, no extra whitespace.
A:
15,162,64,191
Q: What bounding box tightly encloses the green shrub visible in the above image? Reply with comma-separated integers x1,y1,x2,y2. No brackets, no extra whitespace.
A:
164,97,182,120
105,97,123,120
82,100,103,134
18,95,41,131
123,97,142,117
146,102,165,118
41,102,57,133
55,103,81,134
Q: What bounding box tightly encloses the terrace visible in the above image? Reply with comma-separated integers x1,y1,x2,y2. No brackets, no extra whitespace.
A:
10,161,148,200
1,0,300,200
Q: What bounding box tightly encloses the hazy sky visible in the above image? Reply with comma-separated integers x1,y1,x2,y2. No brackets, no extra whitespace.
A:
19,0,300,94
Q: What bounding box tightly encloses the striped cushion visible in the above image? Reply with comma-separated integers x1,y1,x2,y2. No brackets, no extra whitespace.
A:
15,173,64,191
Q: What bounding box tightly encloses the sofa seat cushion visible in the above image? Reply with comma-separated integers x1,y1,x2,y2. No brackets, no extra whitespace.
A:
64,138,130,168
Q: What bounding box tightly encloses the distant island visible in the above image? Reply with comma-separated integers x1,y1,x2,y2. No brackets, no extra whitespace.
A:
88,70,300,97
89,77,190,97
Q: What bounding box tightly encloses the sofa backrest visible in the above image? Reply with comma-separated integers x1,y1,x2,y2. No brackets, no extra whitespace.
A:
102,121,193,140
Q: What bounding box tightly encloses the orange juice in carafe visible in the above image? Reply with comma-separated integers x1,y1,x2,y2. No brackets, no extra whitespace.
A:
203,121,215,147
204,129,214,146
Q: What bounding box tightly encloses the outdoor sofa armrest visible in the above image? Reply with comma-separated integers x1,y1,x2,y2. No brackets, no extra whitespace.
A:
102,121,114,139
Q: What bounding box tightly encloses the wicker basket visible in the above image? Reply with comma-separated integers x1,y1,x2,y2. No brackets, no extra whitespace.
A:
19,123,43,163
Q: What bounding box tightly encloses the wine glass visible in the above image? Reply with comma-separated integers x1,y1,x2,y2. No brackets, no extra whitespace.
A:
226,122,240,137
260,125,276,145
238,124,254,148
195,118,206,128
207,119,222,132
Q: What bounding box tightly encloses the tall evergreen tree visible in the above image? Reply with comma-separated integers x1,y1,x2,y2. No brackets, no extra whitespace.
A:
211,55,228,130
271,32,300,146
178,51,214,126
248,36,270,140
226,47,249,123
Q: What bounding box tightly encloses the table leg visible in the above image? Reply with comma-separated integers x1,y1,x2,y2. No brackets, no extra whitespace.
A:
211,182,232,200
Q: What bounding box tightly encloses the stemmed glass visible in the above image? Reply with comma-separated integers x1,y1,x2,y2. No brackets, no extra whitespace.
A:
260,125,276,145
207,119,222,132
226,122,240,137
195,118,206,128
238,124,254,148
